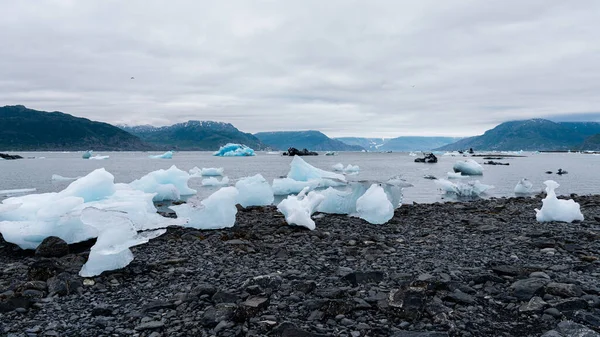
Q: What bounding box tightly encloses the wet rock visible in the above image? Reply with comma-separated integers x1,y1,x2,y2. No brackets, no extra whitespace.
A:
546,283,583,298
511,278,550,301
35,236,69,258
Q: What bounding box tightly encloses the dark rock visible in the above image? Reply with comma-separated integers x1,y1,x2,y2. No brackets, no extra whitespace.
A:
519,296,548,313
0,153,23,160
389,281,430,320
321,299,355,317
0,297,32,313
234,297,270,322
574,311,600,328
35,236,69,257
552,298,589,314
342,271,385,286
491,265,521,276
446,289,475,304
283,148,318,156
555,320,600,336
414,153,438,163
91,304,113,317
546,283,583,298
242,273,283,291
142,301,175,313
293,280,317,294
27,259,64,281
392,332,449,337
510,278,550,301
200,304,237,328
135,321,164,330
47,272,82,296
268,321,329,337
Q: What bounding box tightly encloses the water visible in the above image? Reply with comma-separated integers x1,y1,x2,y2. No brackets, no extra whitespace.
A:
1,151,598,204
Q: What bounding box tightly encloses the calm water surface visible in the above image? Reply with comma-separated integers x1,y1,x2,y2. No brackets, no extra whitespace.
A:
1,151,599,204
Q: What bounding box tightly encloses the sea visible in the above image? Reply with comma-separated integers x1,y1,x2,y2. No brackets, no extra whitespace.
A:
1,151,599,204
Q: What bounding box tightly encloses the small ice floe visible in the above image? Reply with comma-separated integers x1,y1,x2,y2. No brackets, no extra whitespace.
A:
149,151,173,159
434,179,493,198
332,163,359,174
235,174,273,207
453,159,483,175
356,184,394,224
172,187,239,229
332,163,345,171
0,188,37,196
409,152,418,157
201,176,230,187
129,165,197,201
447,171,468,179
288,156,345,182
535,180,583,223
273,156,347,195
52,174,81,181
514,178,534,194
213,143,255,157
267,151,281,155
89,155,109,160
189,167,225,177
82,150,93,159
277,187,324,230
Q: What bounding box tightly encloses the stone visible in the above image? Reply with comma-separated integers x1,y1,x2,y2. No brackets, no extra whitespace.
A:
510,278,550,301
135,321,164,330
544,308,562,318
200,304,236,328
321,299,355,317
47,272,82,296
27,260,64,281
574,311,600,328
268,321,329,337
446,289,475,304
552,298,589,314
91,304,113,317
519,296,547,313
556,320,600,337
35,236,69,258
142,301,176,313
389,281,429,320
546,283,583,298
235,297,270,322
342,271,385,286
392,332,449,337
243,274,283,291
212,291,239,304
530,272,551,279
491,265,521,276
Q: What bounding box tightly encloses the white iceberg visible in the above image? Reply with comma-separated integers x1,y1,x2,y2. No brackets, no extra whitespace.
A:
287,156,345,182
129,165,196,201
201,176,230,187
172,187,239,229
79,208,166,277
332,163,345,171
199,167,224,176
514,178,534,194
447,171,468,179
453,159,483,175
52,174,81,181
89,155,110,160
535,180,584,223
149,151,173,159
356,184,394,225
277,187,325,230
344,164,360,174
235,174,274,207
213,143,255,157
0,188,37,196
434,179,494,198
272,178,345,195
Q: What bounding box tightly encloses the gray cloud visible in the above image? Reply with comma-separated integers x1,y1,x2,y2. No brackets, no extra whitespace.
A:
1,0,599,137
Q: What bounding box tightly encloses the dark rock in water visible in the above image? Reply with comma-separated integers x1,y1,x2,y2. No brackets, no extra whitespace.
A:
423,175,437,180
414,153,438,163
0,153,23,160
484,161,509,166
342,271,385,286
557,169,568,175
35,236,69,257
283,147,318,156
27,259,65,281
546,171,553,174
47,272,82,296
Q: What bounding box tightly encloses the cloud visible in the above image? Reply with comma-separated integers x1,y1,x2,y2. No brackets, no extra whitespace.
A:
1,0,599,137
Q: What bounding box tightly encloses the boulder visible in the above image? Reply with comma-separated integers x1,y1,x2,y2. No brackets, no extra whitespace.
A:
35,236,69,257
414,153,438,163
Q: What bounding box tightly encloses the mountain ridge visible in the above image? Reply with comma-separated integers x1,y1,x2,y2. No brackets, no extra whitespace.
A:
254,131,364,151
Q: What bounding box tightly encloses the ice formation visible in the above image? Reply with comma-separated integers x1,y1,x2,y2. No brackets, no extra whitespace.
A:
89,155,109,160
514,178,534,194
82,150,92,159
344,164,360,174
149,151,173,159
235,174,274,207
453,159,483,175
198,167,224,176
447,171,468,179
172,187,239,229
332,163,345,171
287,156,345,182
213,143,255,157
0,188,37,196
201,176,230,187
535,180,584,223
52,174,81,181
129,165,196,201
272,178,320,195
435,179,494,198
356,184,394,225
79,208,166,277
277,187,325,230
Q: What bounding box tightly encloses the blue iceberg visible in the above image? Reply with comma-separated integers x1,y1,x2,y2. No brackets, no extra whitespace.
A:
149,151,173,159
213,143,255,157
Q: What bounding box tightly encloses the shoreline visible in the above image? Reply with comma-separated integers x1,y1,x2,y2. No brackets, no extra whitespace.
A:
1,195,600,336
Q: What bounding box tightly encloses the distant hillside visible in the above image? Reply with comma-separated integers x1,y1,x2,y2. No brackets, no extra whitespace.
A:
255,131,364,151
436,119,600,151
336,136,461,151
120,121,265,151
580,134,600,150
0,105,151,151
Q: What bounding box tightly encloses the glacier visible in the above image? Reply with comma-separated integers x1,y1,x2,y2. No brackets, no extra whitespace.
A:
149,151,174,159
453,159,483,175
129,165,196,201
172,187,239,229
235,174,274,207
514,178,534,194
277,187,325,230
213,143,255,157
201,176,230,187
535,180,584,223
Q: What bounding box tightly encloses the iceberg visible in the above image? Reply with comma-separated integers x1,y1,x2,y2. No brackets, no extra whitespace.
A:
453,159,483,175
149,151,173,159
274,157,346,195
0,188,37,196
79,208,166,277
344,164,360,174
201,167,224,176
356,184,394,225
514,178,534,194
535,180,584,223
332,163,345,171
213,143,255,157
82,150,92,159
201,176,230,187
52,174,81,181
235,174,274,207
287,156,345,182
447,171,468,179
89,155,110,160
129,165,197,201
277,187,325,230
172,187,239,229
272,178,345,195
435,179,494,198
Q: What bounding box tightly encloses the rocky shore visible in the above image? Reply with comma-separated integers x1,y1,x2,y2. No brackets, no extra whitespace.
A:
1,195,600,337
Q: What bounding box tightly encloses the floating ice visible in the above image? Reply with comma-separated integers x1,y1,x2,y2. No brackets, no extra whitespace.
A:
172,187,239,229
277,187,325,230
79,208,166,277
409,152,418,157
213,143,255,157
52,174,81,181
82,150,92,159
344,164,359,174
189,167,224,176
356,184,394,225
149,151,173,159
447,171,468,179
535,180,584,223
332,163,345,171
89,155,109,160
287,156,345,182
272,178,345,195
235,174,274,207
453,159,483,175
0,188,37,196
435,179,494,198
202,176,230,187
267,151,281,155
514,178,534,194
129,165,196,201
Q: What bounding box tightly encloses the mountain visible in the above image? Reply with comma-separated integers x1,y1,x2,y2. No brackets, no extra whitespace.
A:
254,131,364,151
436,119,600,151
580,134,600,150
0,105,151,151
120,121,266,151
336,136,461,151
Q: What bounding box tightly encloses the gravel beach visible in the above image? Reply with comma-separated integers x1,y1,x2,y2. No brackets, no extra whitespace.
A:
1,195,600,337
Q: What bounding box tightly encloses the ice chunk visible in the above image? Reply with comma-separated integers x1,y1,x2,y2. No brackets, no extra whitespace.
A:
287,156,345,182
535,180,584,223
277,187,325,230
201,176,230,187
52,174,81,181
149,151,173,159
189,167,224,176
235,174,274,207
79,208,166,277
514,178,534,194
344,164,360,174
213,143,255,157
82,150,92,159
89,155,109,160
447,171,468,179
129,165,196,201
0,188,37,196
317,179,406,216
272,178,345,195
453,159,483,175
59,168,116,202
332,163,344,171
356,184,394,224
435,179,494,198
172,187,239,229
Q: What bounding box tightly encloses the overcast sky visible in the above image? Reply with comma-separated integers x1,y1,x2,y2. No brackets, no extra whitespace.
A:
1,1,599,137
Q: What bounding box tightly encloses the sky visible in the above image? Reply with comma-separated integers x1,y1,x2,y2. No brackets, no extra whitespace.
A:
1,1,600,138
